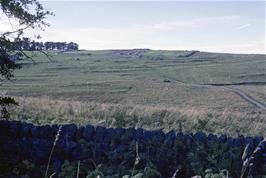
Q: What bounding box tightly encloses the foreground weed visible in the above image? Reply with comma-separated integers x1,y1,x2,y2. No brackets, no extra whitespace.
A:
45,125,62,178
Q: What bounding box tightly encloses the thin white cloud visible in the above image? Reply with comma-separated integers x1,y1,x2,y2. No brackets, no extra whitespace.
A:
2,12,264,54
35,26,265,54
150,16,240,30
235,23,251,30
34,15,241,49
198,40,265,54
127,15,240,31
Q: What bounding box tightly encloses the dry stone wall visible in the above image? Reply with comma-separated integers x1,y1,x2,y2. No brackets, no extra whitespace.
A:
0,120,265,177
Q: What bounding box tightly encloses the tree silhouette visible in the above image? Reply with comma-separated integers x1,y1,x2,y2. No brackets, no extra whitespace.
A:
11,40,79,51
0,0,53,118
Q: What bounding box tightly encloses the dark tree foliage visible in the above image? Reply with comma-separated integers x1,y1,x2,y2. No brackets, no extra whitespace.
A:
0,0,52,118
12,40,79,51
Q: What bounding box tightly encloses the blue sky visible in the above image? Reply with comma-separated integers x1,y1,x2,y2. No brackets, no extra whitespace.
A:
2,1,265,53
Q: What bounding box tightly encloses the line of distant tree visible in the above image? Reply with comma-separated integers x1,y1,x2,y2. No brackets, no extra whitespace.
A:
11,38,79,51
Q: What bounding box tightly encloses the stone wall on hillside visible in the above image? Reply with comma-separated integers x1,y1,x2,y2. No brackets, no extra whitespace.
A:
0,120,265,177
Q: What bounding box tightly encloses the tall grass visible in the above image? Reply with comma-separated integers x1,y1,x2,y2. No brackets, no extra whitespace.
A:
7,96,266,136
45,125,62,178
240,138,266,178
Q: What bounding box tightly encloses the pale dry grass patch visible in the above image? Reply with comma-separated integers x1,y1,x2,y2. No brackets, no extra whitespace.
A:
237,85,266,105
7,96,266,136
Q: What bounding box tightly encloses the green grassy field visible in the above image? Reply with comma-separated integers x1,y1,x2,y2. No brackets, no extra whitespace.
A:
1,50,265,136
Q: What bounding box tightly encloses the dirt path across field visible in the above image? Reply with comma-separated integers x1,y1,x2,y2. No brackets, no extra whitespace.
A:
224,86,266,111
168,79,266,111
135,59,266,111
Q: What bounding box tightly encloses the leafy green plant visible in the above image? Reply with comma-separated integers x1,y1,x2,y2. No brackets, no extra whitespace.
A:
58,160,76,178
123,162,161,178
204,169,230,178
113,111,127,128
142,162,161,178
193,118,209,132
86,164,104,178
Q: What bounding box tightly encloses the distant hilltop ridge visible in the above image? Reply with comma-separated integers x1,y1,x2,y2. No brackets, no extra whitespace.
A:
111,48,151,58
110,48,200,58
83,49,264,56
11,40,79,51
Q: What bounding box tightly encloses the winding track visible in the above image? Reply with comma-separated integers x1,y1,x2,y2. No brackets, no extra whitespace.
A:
130,57,266,111
166,78,266,111
224,86,266,111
